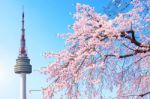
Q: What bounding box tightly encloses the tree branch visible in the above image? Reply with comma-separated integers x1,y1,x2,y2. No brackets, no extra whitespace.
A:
140,91,150,97
121,30,150,48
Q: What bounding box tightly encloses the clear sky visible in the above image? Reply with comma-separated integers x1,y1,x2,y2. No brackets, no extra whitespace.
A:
0,0,109,99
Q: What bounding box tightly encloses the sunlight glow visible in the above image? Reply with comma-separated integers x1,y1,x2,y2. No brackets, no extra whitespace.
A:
0,63,8,88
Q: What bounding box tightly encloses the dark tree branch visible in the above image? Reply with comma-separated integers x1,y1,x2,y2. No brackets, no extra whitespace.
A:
140,91,150,97
105,53,136,59
120,91,150,98
75,55,87,73
122,43,135,51
121,30,150,48
105,49,150,60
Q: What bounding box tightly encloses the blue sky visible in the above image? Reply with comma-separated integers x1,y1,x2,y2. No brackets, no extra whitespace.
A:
0,0,109,99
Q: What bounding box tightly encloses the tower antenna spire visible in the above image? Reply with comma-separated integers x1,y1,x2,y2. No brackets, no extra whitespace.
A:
22,5,24,31
20,7,26,55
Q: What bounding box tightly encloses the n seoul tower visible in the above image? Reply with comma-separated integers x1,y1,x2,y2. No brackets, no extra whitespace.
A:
14,11,32,99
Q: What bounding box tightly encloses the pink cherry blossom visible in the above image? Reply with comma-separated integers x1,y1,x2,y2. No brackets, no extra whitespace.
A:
42,0,150,98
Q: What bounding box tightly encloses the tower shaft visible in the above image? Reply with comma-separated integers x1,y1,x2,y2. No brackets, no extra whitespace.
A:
20,74,26,99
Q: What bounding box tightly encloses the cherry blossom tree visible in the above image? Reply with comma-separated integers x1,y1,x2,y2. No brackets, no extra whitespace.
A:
42,0,150,98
